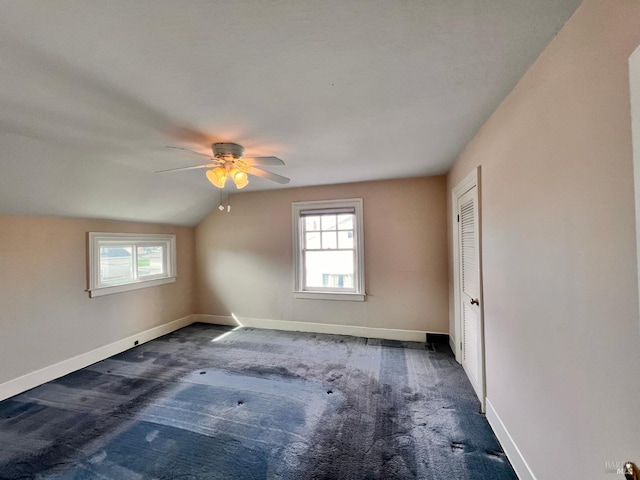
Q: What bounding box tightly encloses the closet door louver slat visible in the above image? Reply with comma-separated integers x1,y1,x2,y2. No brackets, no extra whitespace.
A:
460,199,478,299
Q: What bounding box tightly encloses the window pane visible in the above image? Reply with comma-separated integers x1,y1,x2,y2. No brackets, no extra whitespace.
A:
337,214,353,230
305,232,321,249
321,215,337,230
137,246,165,277
338,230,354,249
305,216,321,231
322,231,337,249
322,273,354,288
305,250,354,289
100,246,133,285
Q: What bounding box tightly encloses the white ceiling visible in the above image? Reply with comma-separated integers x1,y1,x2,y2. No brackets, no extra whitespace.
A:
0,0,581,226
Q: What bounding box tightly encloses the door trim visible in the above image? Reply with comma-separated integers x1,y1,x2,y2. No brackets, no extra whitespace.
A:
629,44,640,330
452,166,486,411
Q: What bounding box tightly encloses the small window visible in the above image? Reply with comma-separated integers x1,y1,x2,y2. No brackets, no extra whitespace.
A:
292,199,365,301
88,233,176,297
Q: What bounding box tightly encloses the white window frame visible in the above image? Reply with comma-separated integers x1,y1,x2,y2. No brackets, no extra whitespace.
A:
88,232,177,298
292,198,366,301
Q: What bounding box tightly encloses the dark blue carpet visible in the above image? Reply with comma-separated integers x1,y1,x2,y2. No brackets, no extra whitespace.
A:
0,323,517,479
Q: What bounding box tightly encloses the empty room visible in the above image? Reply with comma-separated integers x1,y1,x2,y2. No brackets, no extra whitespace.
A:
1,1,640,479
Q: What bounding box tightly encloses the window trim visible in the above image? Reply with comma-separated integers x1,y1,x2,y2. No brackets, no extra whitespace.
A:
292,198,365,301
88,232,177,298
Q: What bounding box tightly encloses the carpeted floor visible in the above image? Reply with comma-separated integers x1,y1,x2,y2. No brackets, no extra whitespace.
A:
0,323,517,479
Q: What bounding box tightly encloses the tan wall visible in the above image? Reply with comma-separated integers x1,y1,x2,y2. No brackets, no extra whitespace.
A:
196,176,448,334
0,215,195,384
447,1,640,478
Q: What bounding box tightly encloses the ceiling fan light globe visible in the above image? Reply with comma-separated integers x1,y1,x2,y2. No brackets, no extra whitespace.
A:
206,167,227,188
230,168,249,189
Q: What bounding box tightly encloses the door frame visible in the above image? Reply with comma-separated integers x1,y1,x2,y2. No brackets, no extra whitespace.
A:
630,44,640,328
451,166,486,410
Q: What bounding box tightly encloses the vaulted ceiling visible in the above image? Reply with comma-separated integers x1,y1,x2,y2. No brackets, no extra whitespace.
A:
0,0,582,225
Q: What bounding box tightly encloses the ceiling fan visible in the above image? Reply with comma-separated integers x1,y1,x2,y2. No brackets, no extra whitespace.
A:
156,142,290,189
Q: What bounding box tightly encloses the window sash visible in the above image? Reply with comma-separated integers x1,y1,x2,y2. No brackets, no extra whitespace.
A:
303,213,355,251
302,248,356,292
301,211,357,292
97,242,168,286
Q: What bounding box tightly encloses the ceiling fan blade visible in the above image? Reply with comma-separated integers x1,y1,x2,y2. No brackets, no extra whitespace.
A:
155,163,217,174
242,156,285,166
166,145,213,159
247,166,291,184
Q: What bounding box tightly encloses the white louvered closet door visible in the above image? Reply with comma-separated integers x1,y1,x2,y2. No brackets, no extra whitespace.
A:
458,185,484,403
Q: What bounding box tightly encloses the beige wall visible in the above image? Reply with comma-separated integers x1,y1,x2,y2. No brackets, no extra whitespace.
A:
447,1,640,478
0,215,195,384
196,176,448,334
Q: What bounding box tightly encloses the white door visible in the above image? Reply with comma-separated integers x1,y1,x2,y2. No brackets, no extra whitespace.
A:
456,182,485,408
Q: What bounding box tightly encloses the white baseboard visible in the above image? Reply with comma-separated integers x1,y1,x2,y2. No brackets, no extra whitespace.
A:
0,315,193,402
486,398,536,480
194,314,430,342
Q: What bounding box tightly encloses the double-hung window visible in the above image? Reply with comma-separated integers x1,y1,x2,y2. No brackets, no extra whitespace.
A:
292,199,365,301
88,232,176,297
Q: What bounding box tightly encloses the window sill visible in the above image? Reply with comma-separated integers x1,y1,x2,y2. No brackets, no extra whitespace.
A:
293,291,366,302
88,277,176,298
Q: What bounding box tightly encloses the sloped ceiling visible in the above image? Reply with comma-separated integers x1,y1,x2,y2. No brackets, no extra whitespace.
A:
0,0,581,226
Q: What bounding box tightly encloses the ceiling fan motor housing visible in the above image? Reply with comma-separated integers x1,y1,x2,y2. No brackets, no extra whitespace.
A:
213,142,244,159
